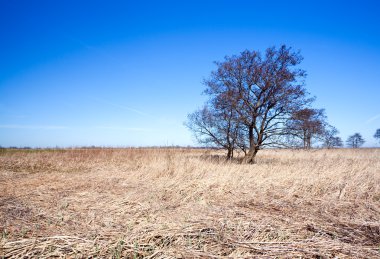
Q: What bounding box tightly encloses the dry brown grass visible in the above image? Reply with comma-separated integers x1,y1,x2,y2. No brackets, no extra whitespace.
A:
1,148,379,258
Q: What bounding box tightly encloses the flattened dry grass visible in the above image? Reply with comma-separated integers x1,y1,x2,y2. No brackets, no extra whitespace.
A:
0,148,379,258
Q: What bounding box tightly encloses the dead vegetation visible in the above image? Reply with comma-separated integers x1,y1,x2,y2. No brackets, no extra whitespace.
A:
1,148,379,258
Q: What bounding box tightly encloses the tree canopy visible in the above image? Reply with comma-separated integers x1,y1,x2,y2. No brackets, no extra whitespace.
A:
346,133,365,148
374,129,380,144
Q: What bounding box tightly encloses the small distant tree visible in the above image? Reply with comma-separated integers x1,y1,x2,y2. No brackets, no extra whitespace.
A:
322,126,343,148
285,108,327,149
374,129,380,144
346,133,365,148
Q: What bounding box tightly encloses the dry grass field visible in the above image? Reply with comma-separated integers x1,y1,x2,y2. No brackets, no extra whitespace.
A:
1,148,379,258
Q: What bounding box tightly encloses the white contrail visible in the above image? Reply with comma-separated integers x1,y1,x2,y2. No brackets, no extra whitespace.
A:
91,97,150,117
95,126,154,132
366,113,380,124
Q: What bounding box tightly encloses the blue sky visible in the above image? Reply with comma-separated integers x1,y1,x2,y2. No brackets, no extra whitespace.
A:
1,0,380,147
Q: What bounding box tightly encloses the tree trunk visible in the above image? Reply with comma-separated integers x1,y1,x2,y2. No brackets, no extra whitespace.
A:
303,130,307,149
306,132,312,149
226,148,233,160
242,147,258,164
242,126,258,164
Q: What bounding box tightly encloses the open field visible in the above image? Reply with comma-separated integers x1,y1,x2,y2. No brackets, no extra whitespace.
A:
1,148,379,258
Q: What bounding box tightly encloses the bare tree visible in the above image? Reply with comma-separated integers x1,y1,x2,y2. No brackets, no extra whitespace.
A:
374,129,380,144
285,108,326,149
346,133,365,148
322,126,343,148
200,45,310,163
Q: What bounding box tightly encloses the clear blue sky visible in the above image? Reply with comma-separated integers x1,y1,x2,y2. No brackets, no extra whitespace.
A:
1,0,380,147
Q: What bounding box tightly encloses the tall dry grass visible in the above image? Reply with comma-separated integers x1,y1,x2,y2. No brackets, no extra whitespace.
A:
0,148,379,258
